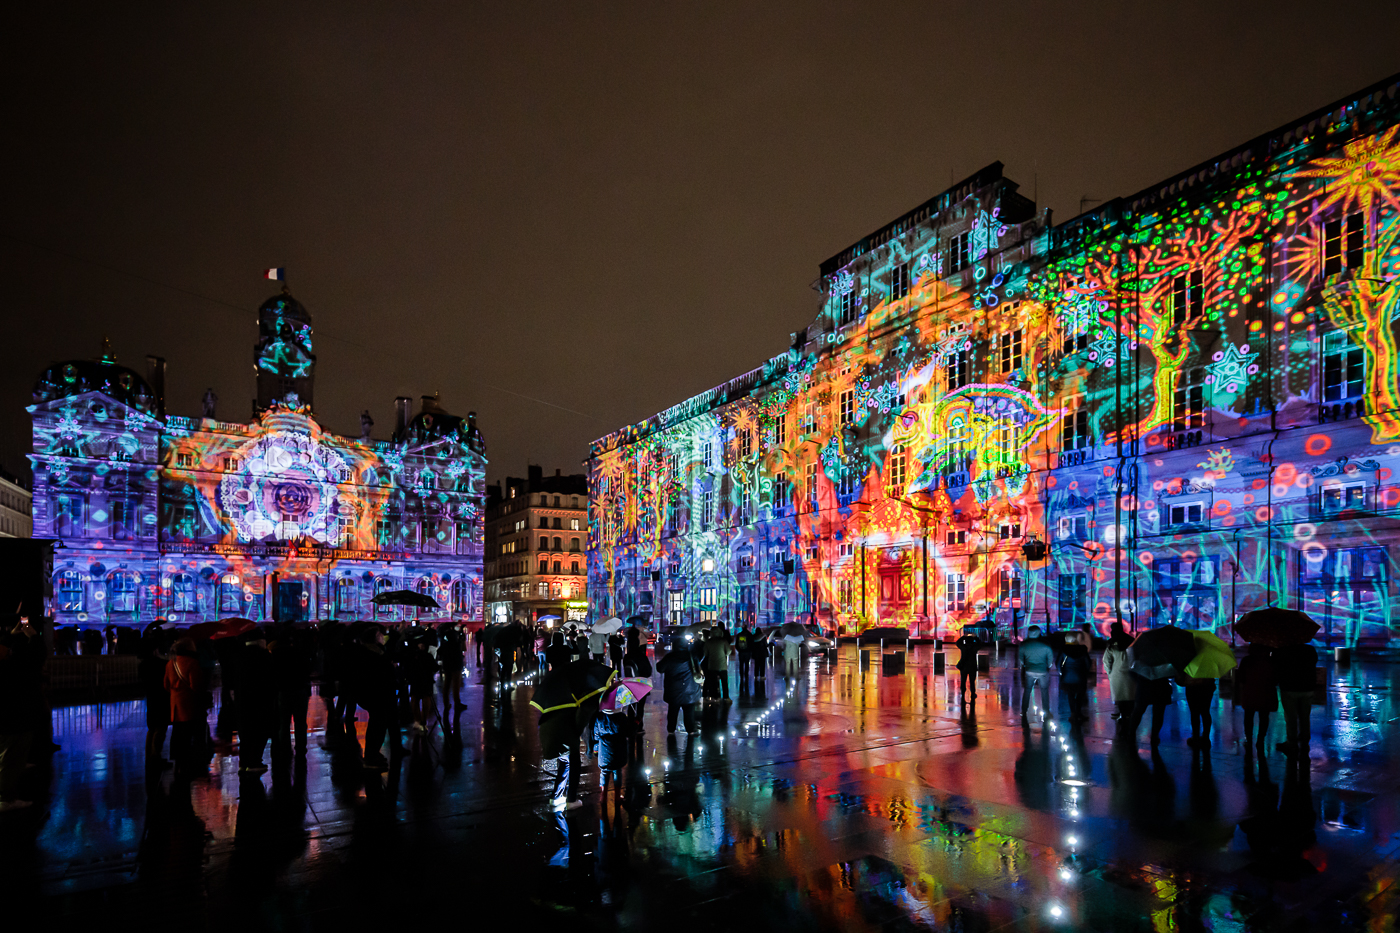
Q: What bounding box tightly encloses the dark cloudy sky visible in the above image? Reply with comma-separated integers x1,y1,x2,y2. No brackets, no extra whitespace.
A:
3,2,1398,485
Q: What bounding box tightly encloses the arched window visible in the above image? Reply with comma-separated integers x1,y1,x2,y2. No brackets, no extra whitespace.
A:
217,574,243,614
538,559,548,575
571,560,579,575
57,570,85,612
170,573,196,612
416,576,437,609
451,579,467,613
553,561,561,574
374,576,395,616
107,571,138,613
334,577,358,615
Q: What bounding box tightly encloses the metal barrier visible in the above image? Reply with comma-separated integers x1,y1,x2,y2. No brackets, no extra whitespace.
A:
47,656,140,693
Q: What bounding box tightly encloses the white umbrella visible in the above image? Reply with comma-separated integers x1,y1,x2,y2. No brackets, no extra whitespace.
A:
593,616,624,634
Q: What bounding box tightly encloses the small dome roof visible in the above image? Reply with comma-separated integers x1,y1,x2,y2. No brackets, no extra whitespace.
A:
259,291,311,323
34,358,156,413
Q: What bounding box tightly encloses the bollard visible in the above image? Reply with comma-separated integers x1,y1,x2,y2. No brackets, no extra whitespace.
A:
933,651,945,673
1334,646,1351,665
976,652,990,672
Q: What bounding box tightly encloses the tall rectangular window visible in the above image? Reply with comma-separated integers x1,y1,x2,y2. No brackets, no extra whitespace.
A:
702,441,714,469
1171,268,1205,324
739,428,752,458
773,411,787,447
1173,367,1206,431
886,445,906,497
999,568,1021,603
947,349,971,391
1323,331,1365,402
806,462,818,511
1325,211,1365,275
839,290,858,326
945,573,966,611
998,329,1023,372
949,234,968,272
109,498,135,540
890,262,910,300
701,489,713,527
1062,396,1089,450
839,389,856,428
53,493,83,536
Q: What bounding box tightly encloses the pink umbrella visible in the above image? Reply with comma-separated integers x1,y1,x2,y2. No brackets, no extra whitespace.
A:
599,678,652,712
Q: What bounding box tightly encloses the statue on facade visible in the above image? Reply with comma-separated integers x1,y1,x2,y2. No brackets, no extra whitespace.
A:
202,388,217,419
360,409,374,441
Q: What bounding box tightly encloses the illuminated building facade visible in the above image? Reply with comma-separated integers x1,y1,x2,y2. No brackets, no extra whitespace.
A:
484,466,589,625
29,290,487,628
0,467,32,538
589,73,1400,648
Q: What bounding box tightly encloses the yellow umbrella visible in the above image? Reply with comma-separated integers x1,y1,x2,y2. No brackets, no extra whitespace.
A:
1183,630,1236,679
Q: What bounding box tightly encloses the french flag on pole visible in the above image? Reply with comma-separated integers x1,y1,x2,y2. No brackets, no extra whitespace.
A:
263,267,285,281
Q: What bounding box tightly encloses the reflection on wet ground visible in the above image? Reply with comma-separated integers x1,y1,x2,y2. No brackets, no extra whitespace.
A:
5,645,1400,931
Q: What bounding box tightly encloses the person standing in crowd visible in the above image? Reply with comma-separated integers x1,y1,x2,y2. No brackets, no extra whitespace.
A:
733,621,755,696
1179,671,1217,748
1274,640,1318,759
782,630,803,678
656,636,703,735
1018,625,1055,722
623,624,646,678
1235,642,1277,752
538,676,599,812
473,626,485,667
352,624,399,770
438,627,465,712
588,625,608,665
164,637,205,776
954,628,982,704
1102,622,1136,724
703,628,732,703
1059,632,1091,723
0,617,42,811
608,630,625,671
404,635,438,736
139,625,172,765
1129,672,1172,748
269,627,311,765
235,630,277,774
751,625,771,693
545,631,573,672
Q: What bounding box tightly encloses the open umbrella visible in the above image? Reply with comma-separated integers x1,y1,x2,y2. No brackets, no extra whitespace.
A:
537,613,562,623
187,617,256,640
529,659,617,714
1182,629,1236,678
625,614,650,629
780,621,808,637
1127,625,1196,679
593,616,624,634
1234,607,1320,647
599,678,652,712
371,589,440,610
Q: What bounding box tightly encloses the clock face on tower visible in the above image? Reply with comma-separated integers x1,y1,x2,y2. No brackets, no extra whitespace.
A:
218,431,350,543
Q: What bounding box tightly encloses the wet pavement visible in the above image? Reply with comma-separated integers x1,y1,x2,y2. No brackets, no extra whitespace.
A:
5,644,1400,932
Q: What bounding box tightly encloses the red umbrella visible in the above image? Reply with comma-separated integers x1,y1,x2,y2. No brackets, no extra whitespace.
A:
186,617,256,640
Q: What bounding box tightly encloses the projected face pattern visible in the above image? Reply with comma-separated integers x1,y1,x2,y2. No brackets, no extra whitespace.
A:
590,85,1400,649
219,431,349,542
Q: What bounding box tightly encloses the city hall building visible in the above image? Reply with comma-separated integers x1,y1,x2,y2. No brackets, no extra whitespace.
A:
588,72,1400,648
29,289,487,628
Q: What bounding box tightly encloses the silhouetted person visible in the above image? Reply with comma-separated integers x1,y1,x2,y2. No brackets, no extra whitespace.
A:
1236,642,1277,752
702,628,732,702
164,637,206,777
438,628,465,711
1273,641,1318,758
269,628,311,765
1129,673,1172,748
139,628,172,765
350,625,398,770
1179,673,1216,748
608,631,625,671
656,636,702,734
236,631,277,773
1059,633,1091,722
1018,625,1055,721
954,629,981,703
1103,623,1136,724
545,631,573,672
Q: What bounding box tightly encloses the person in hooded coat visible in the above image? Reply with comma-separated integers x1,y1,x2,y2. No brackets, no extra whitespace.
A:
1059,632,1092,723
164,637,205,775
655,636,702,734
1102,622,1137,725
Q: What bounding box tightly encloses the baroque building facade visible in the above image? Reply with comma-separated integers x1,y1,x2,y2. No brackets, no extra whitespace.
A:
589,73,1400,648
29,289,487,628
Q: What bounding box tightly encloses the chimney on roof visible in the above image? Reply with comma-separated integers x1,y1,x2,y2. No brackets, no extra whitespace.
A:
394,396,412,437
146,355,166,418
555,469,561,477
528,464,543,488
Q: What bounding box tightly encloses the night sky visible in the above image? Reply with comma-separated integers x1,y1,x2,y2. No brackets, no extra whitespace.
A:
4,3,1398,485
